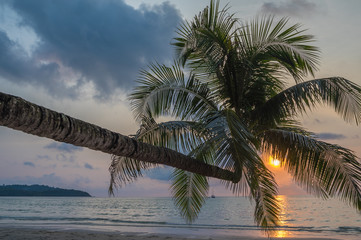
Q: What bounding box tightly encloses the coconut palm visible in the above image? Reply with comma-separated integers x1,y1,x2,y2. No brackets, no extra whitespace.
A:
109,0,361,230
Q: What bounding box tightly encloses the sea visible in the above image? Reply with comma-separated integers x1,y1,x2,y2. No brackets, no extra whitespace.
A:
0,196,360,239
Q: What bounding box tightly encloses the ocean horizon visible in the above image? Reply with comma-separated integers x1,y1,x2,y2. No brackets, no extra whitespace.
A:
0,195,360,239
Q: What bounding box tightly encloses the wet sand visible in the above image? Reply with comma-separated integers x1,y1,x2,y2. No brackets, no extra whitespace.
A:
0,227,340,240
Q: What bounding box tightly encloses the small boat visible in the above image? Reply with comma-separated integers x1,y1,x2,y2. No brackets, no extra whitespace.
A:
211,189,215,198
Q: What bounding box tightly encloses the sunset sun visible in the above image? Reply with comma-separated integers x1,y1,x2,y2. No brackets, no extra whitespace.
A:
270,157,281,167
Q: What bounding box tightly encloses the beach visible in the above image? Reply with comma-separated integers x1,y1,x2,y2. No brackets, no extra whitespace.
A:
0,227,341,240
0,196,360,240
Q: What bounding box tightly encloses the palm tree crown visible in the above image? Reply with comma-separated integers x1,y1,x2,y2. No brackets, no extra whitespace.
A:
110,0,361,230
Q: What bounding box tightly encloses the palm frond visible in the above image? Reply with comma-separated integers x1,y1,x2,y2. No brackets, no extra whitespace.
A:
222,109,281,228
170,168,209,223
108,155,157,195
133,116,216,223
239,16,320,82
197,109,262,178
173,2,241,110
252,77,361,129
173,0,237,67
221,168,250,196
224,109,261,165
129,62,218,121
108,116,211,196
249,167,280,229
135,117,205,154
321,147,361,210
262,128,361,209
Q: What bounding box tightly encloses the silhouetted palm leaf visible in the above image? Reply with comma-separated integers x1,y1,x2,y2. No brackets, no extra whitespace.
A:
108,156,156,194
252,77,361,128
130,62,218,121
262,128,361,209
170,168,209,223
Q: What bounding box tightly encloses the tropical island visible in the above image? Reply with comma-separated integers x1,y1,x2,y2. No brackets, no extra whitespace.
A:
0,184,91,197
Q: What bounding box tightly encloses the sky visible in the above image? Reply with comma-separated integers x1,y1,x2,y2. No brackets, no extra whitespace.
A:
0,0,360,197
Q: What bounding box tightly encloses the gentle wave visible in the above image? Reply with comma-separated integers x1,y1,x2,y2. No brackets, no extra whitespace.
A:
1,196,360,239
1,215,361,234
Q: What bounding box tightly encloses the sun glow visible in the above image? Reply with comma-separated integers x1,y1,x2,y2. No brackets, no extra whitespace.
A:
270,157,281,167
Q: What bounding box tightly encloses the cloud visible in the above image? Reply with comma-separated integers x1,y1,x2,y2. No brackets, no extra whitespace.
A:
45,142,82,153
56,153,76,163
0,30,71,96
260,0,318,17
37,155,51,160
23,161,35,167
0,0,181,100
145,166,172,181
44,143,80,164
0,173,63,186
84,163,94,170
316,132,346,140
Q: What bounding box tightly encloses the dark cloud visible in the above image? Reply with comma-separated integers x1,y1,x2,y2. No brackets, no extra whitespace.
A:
84,163,94,170
316,132,346,140
1,0,181,99
0,30,76,98
260,0,318,17
0,31,32,82
45,142,82,153
23,161,35,167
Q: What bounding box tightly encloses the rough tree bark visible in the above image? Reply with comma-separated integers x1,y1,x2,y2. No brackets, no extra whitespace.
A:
0,91,238,182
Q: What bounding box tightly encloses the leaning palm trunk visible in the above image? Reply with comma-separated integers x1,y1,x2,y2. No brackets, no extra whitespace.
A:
0,91,237,182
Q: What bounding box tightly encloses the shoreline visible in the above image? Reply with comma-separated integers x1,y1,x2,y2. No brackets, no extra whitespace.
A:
1,196,358,240
0,227,341,240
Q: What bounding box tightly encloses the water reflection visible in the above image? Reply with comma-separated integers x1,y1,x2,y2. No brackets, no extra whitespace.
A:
273,229,291,238
271,195,293,238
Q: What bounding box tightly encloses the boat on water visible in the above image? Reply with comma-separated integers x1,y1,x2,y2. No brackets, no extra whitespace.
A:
210,189,215,198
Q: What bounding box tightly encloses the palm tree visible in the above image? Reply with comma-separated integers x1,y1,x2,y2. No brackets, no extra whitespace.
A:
109,0,361,230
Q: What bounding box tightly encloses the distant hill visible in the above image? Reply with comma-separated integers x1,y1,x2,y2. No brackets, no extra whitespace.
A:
0,184,91,197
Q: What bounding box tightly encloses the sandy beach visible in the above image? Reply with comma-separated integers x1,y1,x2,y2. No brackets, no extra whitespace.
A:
1,196,358,240
0,227,341,240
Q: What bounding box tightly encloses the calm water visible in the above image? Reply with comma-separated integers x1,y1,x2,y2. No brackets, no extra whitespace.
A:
0,196,360,239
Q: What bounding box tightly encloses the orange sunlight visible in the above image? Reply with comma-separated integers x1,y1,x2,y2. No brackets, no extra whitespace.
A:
265,155,307,196
269,157,281,168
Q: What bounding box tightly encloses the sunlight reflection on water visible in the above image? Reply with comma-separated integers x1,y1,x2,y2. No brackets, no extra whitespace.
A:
272,195,293,238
